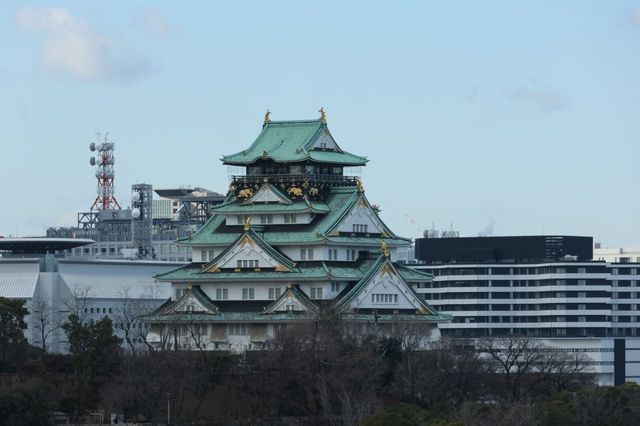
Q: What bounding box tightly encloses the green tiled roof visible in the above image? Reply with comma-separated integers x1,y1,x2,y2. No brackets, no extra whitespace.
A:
180,186,409,247
155,256,428,284
195,227,297,273
143,311,450,323
334,255,439,316
210,199,330,215
241,183,292,205
262,284,318,314
222,120,368,166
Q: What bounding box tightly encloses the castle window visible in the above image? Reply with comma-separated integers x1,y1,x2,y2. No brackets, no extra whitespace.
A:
372,294,398,304
353,224,368,233
260,215,273,224
346,249,357,261
328,249,338,261
310,287,323,300
228,324,248,336
216,288,228,300
285,214,297,224
242,288,255,300
268,288,282,299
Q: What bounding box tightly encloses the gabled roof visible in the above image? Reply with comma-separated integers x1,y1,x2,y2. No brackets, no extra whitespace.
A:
241,183,292,205
321,190,400,239
179,186,411,247
154,256,430,284
262,284,319,314
334,254,439,316
209,198,330,216
222,120,368,166
152,286,219,316
200,228,297,273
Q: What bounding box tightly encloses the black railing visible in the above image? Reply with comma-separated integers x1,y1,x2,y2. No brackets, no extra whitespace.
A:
231,174,358,185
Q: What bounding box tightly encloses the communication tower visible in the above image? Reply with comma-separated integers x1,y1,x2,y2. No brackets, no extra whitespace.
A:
89,133,121,210
131,183,154,259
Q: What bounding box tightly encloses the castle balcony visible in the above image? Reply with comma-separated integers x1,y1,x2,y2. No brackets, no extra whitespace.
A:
231,173,359,186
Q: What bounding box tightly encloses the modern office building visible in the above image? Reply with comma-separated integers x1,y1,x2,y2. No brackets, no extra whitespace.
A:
411,235,640,386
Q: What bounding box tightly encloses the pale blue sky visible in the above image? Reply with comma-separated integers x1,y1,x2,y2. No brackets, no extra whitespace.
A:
1,1,639,247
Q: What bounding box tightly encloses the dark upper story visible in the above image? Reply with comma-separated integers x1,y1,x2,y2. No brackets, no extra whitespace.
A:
222,115,367,187
415,235,593,264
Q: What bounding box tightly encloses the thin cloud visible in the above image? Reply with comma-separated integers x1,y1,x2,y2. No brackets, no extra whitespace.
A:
16,7,151,83
504,79,569,112
134,6,178,37
634,7,640,26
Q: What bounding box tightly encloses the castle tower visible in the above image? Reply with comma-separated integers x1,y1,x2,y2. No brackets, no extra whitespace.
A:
144,111,449,351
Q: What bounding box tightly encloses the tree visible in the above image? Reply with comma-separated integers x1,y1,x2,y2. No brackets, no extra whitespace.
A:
258,309,385,425
479,337,592,401
29,298,63,360
62,314,122,413
0,380,52,426
113,286,166,354
393,339,486,409
0,297,29,371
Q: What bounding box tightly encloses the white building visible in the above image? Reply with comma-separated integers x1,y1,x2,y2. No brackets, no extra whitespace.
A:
0,238,178,353
411,260,640,385
594,244,640,263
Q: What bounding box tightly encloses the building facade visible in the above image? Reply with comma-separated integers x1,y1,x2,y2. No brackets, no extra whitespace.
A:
411,235,640,386
145,113,449,352
0,238,176,353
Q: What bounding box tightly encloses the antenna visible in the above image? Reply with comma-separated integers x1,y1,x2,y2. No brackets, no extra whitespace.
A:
88,132,121,210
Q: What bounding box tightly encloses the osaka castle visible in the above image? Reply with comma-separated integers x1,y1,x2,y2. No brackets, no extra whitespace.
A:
145,110,449,351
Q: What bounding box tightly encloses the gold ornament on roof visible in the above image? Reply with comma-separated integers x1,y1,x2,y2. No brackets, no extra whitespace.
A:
287,282,293,289
381,241,390,258
319,107,327,124
243,216,252,231
288,187,303,197
238,188,253,198
355,177,365,192
264,109,271,125
187,283,193,290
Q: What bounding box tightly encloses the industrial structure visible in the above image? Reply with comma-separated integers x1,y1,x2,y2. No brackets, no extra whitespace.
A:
144,111,450,352
46,133,226,261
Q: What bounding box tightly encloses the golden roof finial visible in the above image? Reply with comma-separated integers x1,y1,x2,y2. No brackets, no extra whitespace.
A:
319,107,327,124
187,283,193,290
355,176,365,192
381,241,389,258
263,109,271,126
243,216,252,231
287,282,293,289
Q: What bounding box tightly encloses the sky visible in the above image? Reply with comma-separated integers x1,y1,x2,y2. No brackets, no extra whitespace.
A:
0,1,639,247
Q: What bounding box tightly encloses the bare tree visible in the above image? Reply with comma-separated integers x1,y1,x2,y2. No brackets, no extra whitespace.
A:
29,298,63,359
113,285,170,354
479,337,593,400
63,285,93,324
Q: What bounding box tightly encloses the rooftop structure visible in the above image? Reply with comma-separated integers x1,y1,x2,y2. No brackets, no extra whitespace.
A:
145,111,449,352
415,235,593,264
0,237,95,254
